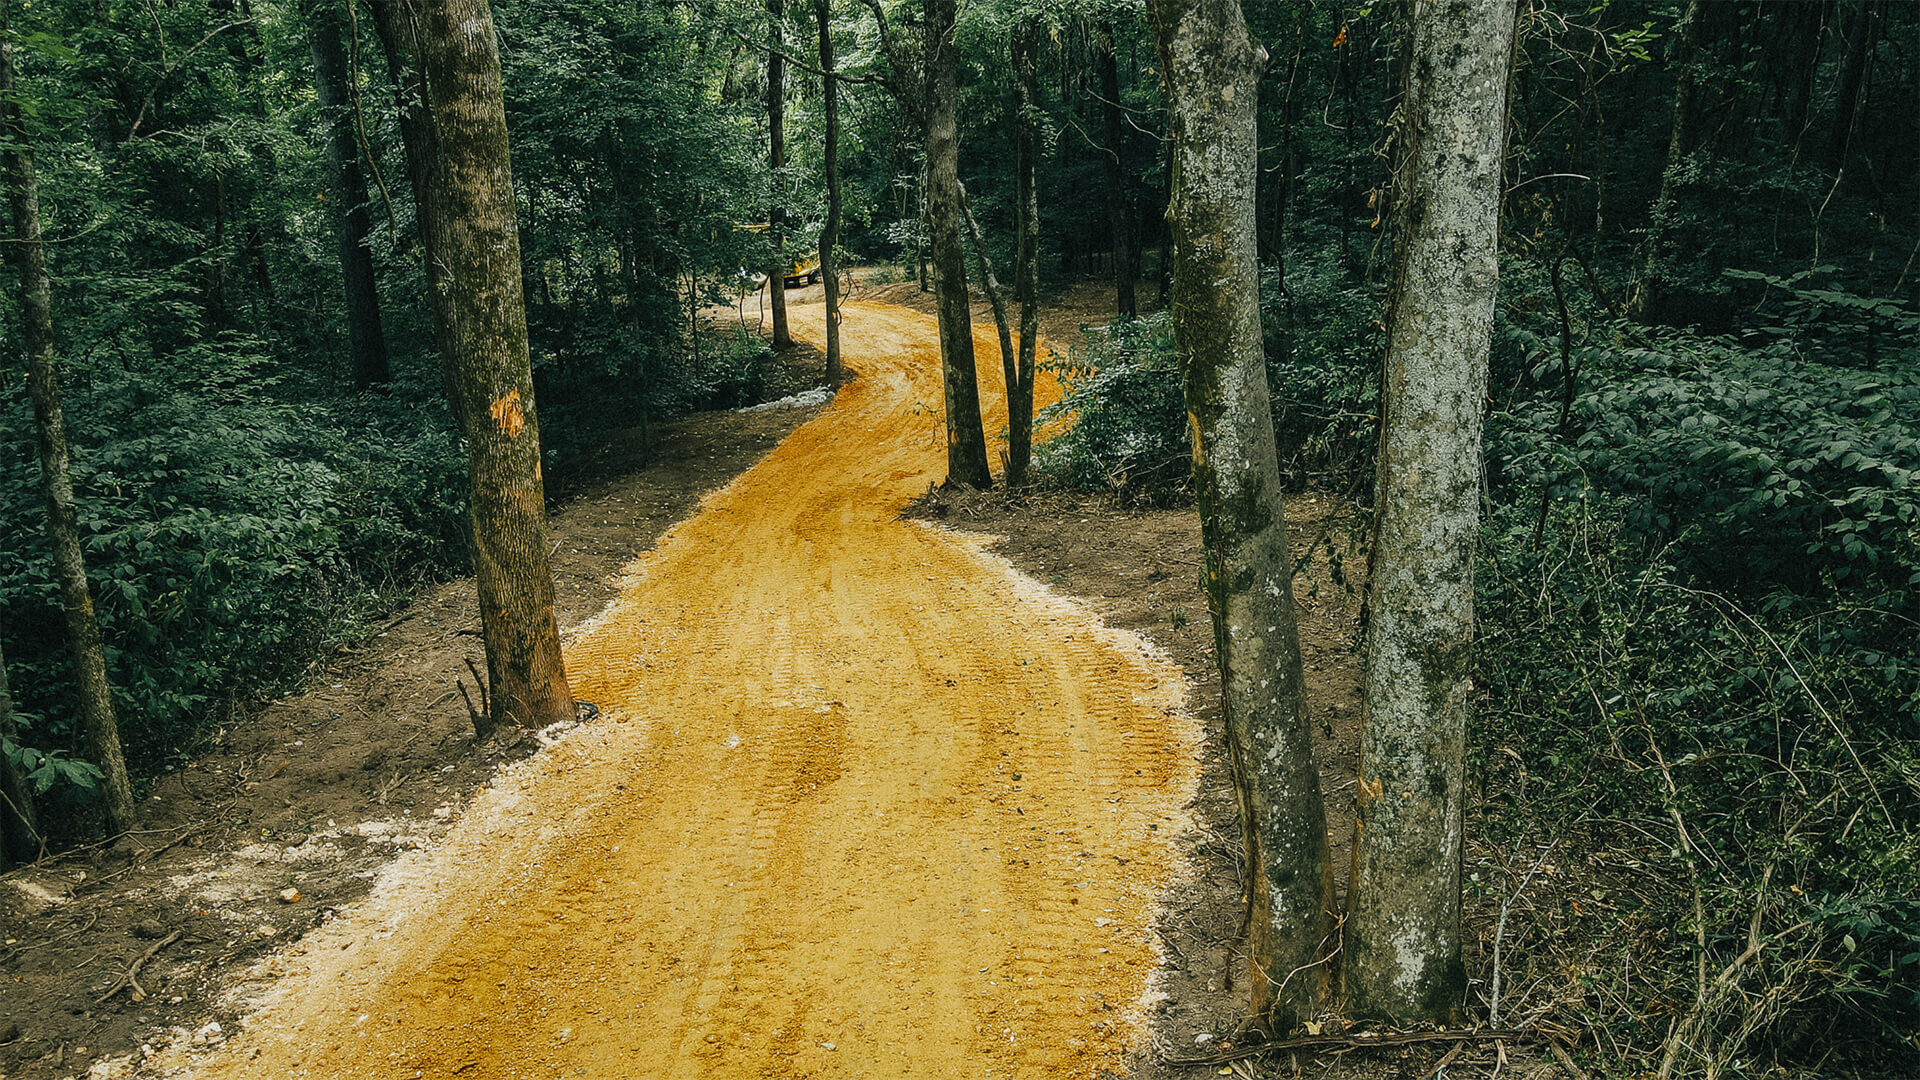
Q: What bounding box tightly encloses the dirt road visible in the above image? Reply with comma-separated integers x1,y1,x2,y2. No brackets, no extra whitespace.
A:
176,303,1201,1079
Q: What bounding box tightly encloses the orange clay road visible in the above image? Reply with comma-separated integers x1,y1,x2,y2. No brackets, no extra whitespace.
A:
176,302,1202,1079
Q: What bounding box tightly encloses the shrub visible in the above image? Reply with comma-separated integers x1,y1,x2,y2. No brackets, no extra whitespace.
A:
1033,312,1188,499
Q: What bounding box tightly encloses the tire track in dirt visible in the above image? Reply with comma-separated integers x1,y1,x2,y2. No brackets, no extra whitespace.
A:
170,302,1201,1079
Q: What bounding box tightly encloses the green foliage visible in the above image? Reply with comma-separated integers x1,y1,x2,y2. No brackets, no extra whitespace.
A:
0,341,470,775
1033,312,1187,499
1263,251,1384,492
1481,263,1919,1073
2,735,103,797
1494,297,1920,592
1474,496,1920,1076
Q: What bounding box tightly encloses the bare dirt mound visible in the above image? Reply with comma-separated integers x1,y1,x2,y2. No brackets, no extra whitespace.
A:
158,303,1207,1079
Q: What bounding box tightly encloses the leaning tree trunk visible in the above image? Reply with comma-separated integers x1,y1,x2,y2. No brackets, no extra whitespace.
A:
0,624,42,867
1345,0,1516,1025
766,0,793,349
1,28,137,836
957,182,1017,443
815,0,842,384
1007,19,1040,488
302,0,391,390
1148,0,1332,1034
924,0,992,488
371,0,574,738
1627,0,1701,325
1097,22,1136,320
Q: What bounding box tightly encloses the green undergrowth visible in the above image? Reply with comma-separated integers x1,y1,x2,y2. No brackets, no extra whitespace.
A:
1472,280,1919,1077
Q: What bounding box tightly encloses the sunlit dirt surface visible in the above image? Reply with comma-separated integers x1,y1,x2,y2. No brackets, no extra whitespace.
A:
172,302,1200,1079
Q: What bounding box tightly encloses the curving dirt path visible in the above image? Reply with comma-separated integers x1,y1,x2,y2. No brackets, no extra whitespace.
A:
173,302,1201,1079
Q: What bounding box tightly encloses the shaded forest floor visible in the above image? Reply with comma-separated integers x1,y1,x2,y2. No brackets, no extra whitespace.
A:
2,282,1546,1080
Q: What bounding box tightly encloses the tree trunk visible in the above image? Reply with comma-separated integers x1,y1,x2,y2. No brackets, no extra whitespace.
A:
1,29,138,837
370,0,575,738
303,0,391,390
924,0,992,488
1008,20,1040,488
0,624,42,867
816,0,842,385
1148,0,1332,1034
956,182,1017,476
767,0,793,349
1346,0,1515,1025
1827,1,1874,175
1627,0,1702,324
369,0,460,412
1098,23,1136,320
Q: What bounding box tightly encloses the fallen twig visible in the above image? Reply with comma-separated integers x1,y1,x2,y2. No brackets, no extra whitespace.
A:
1545,1038,1591,1080
1162,1027,1531,1065
94,930,181,1004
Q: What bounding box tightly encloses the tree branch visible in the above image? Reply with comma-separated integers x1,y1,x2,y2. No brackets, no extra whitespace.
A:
725,24,883,84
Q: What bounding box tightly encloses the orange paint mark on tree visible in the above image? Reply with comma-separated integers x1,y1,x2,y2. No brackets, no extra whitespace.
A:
491,390,526,437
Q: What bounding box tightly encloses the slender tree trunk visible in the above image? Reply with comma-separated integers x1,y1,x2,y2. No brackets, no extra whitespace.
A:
815,0,842,384
1098,23,1136,320
0,625,42,867
924,0,992,488
1827,1,1874,175
303,0,390,390
1148,0,1332,1034
369,1,460,411
1627,0,1702,324
1346,0,1515,1025
370,0,575,738
1,29,138,836
956,182,1017,473
1008,20,1040,488
766,0,793,349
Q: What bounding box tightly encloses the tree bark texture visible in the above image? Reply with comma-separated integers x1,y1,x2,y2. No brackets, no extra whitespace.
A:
923,0,991,488
1347,0,1515,1025
1008,20,1040,488
1148,0,1332,1033
0,624,42,867
1626,0,1700,324
371,0,575,737
766,0,792,349
1097,23,1136,320
1,32,138,836
815,0,842,384
303,0,391,390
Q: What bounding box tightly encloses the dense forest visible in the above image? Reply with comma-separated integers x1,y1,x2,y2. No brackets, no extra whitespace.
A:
0,0,1915,1075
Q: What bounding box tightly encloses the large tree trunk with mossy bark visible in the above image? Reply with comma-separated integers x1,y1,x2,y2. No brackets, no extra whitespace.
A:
2,28,137,836
371,0,575,738
1148,0,1332,1035
815,0,841,384
923,0,991,488
1345,0,1515,1025
302,0,391,391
